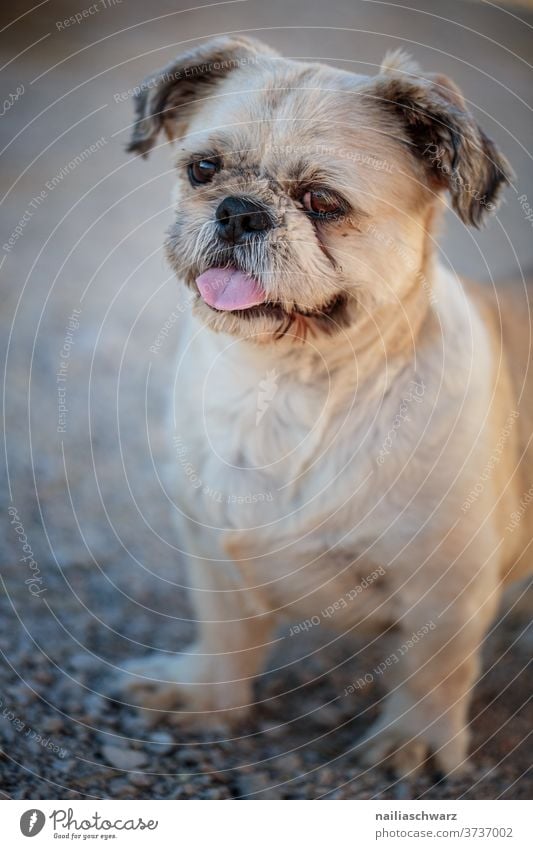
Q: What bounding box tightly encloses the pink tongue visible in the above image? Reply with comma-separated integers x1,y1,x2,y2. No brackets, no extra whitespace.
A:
196,267,266,311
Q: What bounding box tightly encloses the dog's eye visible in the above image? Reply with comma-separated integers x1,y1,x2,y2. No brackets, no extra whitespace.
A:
188,158,220,186
302,189,343,218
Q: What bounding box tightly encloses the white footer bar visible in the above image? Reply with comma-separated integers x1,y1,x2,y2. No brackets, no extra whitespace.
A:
4,799,530,848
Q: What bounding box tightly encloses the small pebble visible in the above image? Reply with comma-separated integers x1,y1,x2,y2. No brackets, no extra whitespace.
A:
34,670,54,685
130,772,154,788
108,777,136,798
276,753,301,774
101,744,147,770
55,758,76,774
147,730,174,755
43,717,63,733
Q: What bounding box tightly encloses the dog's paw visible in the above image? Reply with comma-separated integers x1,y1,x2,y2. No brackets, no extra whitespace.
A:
113,651,251,730
355,728,430,777
354,720,470,778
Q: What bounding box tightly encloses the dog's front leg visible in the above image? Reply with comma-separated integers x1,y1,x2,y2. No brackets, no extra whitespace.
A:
354,559,501,776
119,534,276,729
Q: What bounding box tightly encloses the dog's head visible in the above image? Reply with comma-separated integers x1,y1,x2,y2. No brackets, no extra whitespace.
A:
128,36,512,342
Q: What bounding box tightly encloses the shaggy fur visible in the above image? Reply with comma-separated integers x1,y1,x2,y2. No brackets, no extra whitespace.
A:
119,36,531,777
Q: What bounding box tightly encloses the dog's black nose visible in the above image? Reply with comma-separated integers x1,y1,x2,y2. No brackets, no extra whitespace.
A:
215,196,272,243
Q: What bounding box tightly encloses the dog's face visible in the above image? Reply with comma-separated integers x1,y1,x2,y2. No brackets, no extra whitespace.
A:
129,37,511,343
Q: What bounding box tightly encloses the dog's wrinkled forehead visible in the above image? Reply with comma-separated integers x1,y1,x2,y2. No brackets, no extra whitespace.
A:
128,36,380,168
128,35,511,227
174,58,400,209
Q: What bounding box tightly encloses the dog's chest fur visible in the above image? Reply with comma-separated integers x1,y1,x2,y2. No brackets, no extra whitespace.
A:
170,272,495,627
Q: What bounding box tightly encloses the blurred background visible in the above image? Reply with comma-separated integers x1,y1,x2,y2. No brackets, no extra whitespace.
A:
1,0,532,799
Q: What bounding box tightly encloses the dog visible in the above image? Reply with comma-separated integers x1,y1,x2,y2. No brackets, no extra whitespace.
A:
119,35,532,777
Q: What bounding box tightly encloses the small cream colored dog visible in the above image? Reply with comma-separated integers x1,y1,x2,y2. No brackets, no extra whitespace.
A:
120,36,532,776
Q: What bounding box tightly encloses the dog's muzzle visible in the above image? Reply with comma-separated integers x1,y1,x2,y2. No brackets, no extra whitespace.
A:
215,196,273,244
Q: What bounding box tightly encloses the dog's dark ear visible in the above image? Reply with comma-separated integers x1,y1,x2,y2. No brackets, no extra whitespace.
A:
127,36,277,157
367,50,513,226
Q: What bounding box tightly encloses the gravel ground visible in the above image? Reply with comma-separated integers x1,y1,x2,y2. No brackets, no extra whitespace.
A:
0,563,531,799
1,0,532,800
